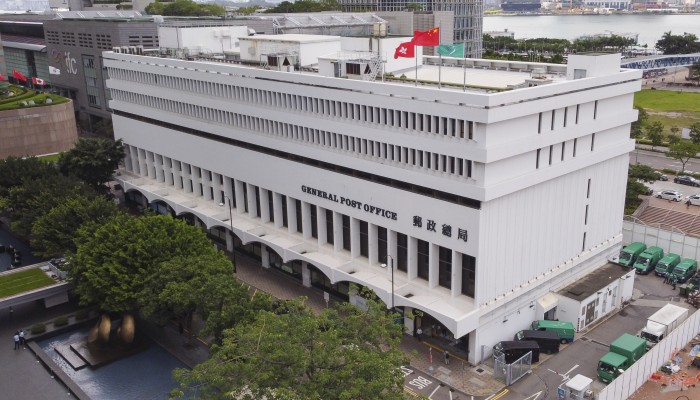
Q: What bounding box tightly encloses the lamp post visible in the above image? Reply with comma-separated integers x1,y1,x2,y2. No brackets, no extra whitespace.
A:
219,196,237,272
380,255,395,311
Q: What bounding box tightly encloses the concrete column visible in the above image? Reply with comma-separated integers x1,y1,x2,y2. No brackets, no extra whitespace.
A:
123,145,132,172
287,196,297,234
212,173,222,203
350,218,360,258
137,149,147,177
234,180,245,215
301,261,311,287
145,151,156,180
273,193,283,228
317,207,327,246
428,243,438,289
302,202,312,240
369,223,378,266
191,167,202,197
333,212,343,253
260,189,271,223
202,170,213,201
261,244,270,268
451,250,463,298
172,161,183,190
154,154,164,183
388,230,397,266
247,184,258,217
408,236,417,280
163,157,174,186
223,176,233,207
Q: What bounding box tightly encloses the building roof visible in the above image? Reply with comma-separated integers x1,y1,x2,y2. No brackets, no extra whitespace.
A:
241,34,341,43
0,33,45,51
558,263,630,302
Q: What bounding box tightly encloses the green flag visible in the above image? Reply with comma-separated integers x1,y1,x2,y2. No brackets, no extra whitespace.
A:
437,43,465,58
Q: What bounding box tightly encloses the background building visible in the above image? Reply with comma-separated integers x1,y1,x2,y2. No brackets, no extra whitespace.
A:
106,28,640,363
0,15,53,85
337,0,483,58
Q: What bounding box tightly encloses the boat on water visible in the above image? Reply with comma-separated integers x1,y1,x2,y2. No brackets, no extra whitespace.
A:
500,0,542,12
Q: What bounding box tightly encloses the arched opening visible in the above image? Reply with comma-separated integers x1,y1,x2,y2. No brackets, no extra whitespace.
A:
124,189,147,212
307,264,350,302
268,249,303,283
149,200,175,217
413,308,469,360
177,211,206,232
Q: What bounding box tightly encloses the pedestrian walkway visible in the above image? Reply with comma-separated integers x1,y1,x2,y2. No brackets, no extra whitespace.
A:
231,250,506,397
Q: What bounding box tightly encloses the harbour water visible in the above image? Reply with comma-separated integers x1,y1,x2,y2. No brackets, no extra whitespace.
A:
484,14,700,48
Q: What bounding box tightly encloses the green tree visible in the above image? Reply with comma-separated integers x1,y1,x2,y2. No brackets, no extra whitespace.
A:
644,121,664,150
172,296,408,400
7,174,92,238
30,195,120,258
0,156,57,197
405,2,423,10
667,133,681,146
655,31,700,55
625,179,648,215
690,61,700,86
145,0,225,16
630,107,648,140
236,5,260,15
667,141,699,174
690,123,700,145
69,214,221,313
58,138,125,192
628,164,659,182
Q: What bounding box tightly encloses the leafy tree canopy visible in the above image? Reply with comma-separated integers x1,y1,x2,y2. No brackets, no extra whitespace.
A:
58,138,125,192
630,107,648,139
644,121,665,150
628,164,659,182
655,31,700,55
172,296,408,400
145,0,225,16
30,195,121,258
689,122,700,145
667,141,699,174
69,214,222,313
0,156,58,197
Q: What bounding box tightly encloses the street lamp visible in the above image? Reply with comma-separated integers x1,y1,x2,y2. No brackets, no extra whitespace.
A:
380,255,395,311
219,196,237,272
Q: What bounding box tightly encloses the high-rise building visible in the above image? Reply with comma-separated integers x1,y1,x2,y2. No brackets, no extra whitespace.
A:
338,1,483,58
108,33,639,363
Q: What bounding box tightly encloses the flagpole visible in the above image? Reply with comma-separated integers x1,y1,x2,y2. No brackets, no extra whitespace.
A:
438,23,442,90
414,44,418,87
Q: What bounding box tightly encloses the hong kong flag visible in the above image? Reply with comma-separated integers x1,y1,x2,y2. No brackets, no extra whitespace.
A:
13,69,27,82
412,28,440,46
394,41,415,59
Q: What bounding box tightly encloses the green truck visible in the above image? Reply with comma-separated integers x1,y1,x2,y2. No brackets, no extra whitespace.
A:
670,259,698,284
633,246,664,275
597,333,647,383
618,242,646,267
654,253,681,277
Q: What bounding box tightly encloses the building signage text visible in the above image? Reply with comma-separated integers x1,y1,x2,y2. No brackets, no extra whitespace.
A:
412,215,468,242
301,185,397,220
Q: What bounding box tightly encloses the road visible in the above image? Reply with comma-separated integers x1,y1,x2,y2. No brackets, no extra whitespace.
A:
630,149,700,175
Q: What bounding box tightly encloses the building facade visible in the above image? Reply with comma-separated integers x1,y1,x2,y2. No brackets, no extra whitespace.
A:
0,17,52,85
43,17,158,129
106,45,640,363
338,1,483,58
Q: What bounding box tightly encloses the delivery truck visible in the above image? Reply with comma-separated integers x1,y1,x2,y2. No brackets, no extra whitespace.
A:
597,333,647,383
639,303,688,348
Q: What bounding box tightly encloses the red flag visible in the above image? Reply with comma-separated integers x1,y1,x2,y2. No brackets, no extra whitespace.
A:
412,28,440,46
0,74,6,81
394,41,415,59
13,69,27,82
32,77,46,85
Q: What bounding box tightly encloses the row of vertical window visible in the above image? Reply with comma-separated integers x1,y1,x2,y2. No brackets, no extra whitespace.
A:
535,134,595,169
126,143,477,297
537,101,598,134
107,66,475,139
111,89,473,179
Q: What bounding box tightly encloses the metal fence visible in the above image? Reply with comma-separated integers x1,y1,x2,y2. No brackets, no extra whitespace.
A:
597,308,700,400
493,351,532,386
622,218,700,261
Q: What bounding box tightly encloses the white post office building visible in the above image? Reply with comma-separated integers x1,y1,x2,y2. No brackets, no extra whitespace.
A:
106,32,641,363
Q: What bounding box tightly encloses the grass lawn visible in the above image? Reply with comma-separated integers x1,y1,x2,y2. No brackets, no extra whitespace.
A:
36,153,61,163
634,90,700,113
0,268,55,298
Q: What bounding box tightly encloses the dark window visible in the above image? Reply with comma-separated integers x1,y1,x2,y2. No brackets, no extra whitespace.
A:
576,104,580,123
461,254,475,298
438,246,452,289
587,179,591,199
538,112,542,133
573,139,577,157
378,227,387,264
551,110,555,131
281,195,288,227
268,191,274,223
359,220,369,257
346,63,361,75
397,233,408,272
593,101,598,119
564,107,568,127
310,204,318,239
296,199,303,234
417,239,429,280
536,149,540,169
229,178,237,208
254,186,261,218
585,205,589,225
549,145,553,165
582,232,587,252
241,184,249,213
326,209,334,244
591,133,595,151
342,214,351,251
561,142,566,161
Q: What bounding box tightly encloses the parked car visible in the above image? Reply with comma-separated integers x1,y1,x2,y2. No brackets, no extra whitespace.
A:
687,194,700,206
674,175,700,187
655,171,669,181
637,180,654,195
657,190,682,201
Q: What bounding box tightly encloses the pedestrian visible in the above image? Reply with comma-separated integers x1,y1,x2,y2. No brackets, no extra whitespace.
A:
687,200,691,209
664,274,669,284
19,329,25,347
13,332,20,350
9,306,13,320
444,350,450,365
672,277,677,290
416,327,423,342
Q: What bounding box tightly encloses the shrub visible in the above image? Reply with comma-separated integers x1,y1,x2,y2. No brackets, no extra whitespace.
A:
53,316,69,327
31,323,46,334
75,309,89,320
